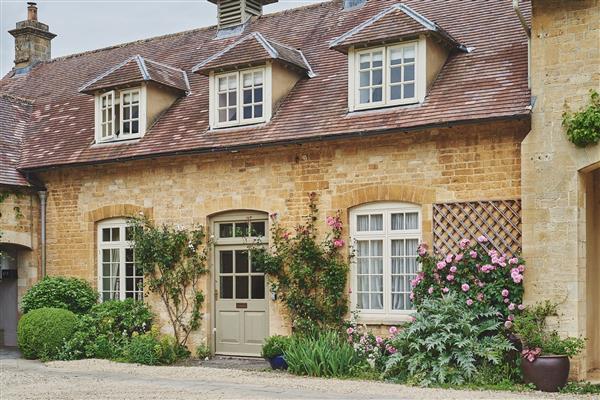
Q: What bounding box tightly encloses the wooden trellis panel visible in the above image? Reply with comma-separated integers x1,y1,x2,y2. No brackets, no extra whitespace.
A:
433,200,522,256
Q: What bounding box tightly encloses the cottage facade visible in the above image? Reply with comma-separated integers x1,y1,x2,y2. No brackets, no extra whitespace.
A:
0,0,597,378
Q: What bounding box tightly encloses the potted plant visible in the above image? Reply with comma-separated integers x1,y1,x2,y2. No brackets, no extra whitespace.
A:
513,301,585,392
261,335,290,370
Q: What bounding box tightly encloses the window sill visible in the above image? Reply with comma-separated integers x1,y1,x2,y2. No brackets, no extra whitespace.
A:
355,313,414,326
91,137,142,147
209,121,268,132
346,101,422,117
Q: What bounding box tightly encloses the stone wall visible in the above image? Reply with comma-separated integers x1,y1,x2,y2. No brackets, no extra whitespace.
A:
0,187,39,304
38,119,528,347
522,0,600,378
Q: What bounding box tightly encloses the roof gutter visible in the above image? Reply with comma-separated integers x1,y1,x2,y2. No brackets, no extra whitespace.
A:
513,0,531,89
18,113,530,174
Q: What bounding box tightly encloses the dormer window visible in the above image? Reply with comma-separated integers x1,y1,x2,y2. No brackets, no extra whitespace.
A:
94,87,146,143
80,55,190,144
353,41,419,110
192,32,314,130
215,68,265,127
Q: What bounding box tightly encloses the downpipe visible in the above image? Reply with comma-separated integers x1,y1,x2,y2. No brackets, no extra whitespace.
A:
38,190,47,278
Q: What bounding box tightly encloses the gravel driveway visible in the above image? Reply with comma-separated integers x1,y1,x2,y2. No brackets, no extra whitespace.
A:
0,353,593,400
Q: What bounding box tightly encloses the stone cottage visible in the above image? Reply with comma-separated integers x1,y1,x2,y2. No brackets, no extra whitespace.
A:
0,0,597,378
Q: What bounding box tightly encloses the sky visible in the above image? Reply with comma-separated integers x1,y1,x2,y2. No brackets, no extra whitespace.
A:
0,0,327,76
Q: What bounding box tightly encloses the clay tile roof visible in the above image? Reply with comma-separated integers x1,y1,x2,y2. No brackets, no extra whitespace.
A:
0,0,531,171
0,94,32,187
79,55,190,94
330,3,465,53
192,32,314,76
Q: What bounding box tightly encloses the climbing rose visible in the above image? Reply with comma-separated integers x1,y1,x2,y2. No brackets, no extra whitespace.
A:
417,243,428,256
501,289,509,297
509,257,519,265
346,327,354,335
470,250,478,259
375,336,383,344
461,283,470,292
466,299,474,306
446,274,455,281
389,326,398,335
442,287,449,293
428,287,434,295
455,253,463,262
518,304,525,311
436,261,447,270
508,303,516,311
333,239,345,248
445,254,453,263
477,235,488,243
459,238,471,249
449,266,457,273
504,321,513,329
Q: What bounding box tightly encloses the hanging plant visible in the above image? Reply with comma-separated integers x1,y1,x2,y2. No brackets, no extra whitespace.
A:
562,90,600,147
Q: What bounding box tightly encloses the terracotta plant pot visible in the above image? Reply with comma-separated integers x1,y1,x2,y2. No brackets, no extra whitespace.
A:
521,355,570,392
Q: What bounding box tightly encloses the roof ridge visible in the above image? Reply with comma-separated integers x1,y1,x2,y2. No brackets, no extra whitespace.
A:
261,35,317,78
142,57,191,93
136,55,151,80
78,55,140,92
42,1,335,67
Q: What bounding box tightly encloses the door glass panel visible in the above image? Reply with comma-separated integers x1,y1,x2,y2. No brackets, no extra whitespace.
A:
251,253,263,273
251,276,265,299
236,276,249,299
235,251,249,273
221,276,233,299
250,221,266,237
235,223,249,237
219,223,233,238
220,251,233,273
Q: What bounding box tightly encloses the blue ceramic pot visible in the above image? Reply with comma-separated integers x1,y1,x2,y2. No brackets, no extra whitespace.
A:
267,355,288,370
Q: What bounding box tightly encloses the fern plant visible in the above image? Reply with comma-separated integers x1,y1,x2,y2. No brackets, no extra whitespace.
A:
385,293,514,386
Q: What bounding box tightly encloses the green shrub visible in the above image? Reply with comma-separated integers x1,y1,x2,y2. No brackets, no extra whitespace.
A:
21,276,98,314
195,344,211,360
261,335,290,359
284,331,365,378
385,294,514,386
18,307,78,360
563,89,600,147
59,299,153,360
124,330,184,365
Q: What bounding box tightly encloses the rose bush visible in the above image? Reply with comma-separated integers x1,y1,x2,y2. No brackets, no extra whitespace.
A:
411,237,525,326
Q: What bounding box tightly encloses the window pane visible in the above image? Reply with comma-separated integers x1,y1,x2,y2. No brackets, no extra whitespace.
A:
229,92,237,106
357,215,370,232
359,53,370,69
251,221,266,237
243,73,253,87
251,276,265,299
372,87,382,102
219,93,227,107
390,48,402,65
404,83,415,98
102,228,110,242
370,293,383,309
218,110,227,123
359,71,370,87
221,276,233,299
235,250,249,273
123,122,130,134
218,77,227,91
243,89,252,104
390,67,401,84
254,71,263,85
228,75,237,89
404,46,415,62
228,108,237,122
371,257,383,274
372,69,383,85
235,223,249,237
405,212,419,229
236,276,249,299
243,106,252,119
132,121,139,134
391,257,404,274
390,85,401,100
254,88,263,103
359,89,370,104
112,228,120,241
404,64,415,81
255,105,263,118
220,251,233,273
391,213,404,230
358,293,369,309
391,239,405,257
219,223,233,238
357,257,369,274
370,214,383,231
372,51,383,67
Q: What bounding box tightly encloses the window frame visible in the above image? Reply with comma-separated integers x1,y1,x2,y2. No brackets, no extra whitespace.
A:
348,37,426,112
209,65,272,129
97,219,144,302
94,85,146,144
119,88,143,139
350,202,421,322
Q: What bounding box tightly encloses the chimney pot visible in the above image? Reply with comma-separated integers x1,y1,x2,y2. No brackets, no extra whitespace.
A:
27,2,38,21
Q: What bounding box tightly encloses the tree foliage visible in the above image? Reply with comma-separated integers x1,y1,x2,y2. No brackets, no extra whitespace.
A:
130,216,209,346
563,89,600,147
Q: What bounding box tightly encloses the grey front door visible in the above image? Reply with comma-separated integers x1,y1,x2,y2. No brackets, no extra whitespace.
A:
215,248,267,356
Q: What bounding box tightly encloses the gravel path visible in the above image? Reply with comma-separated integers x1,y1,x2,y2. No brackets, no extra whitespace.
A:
0,356,594,400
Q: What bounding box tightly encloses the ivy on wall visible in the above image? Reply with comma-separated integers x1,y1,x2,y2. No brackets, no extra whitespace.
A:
563,90,600,147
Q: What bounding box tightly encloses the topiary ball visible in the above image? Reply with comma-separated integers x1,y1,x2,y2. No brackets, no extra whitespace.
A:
21,276,98,314
17,307,79,360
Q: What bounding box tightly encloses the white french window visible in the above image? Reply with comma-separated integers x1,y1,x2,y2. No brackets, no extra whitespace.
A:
97,219,143,301
350,202,421,321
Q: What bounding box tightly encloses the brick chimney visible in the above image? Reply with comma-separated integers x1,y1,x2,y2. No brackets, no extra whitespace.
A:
209,0,278,30
9,2,56,72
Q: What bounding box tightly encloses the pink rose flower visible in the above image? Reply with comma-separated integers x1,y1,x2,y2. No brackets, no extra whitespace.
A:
518,265,525,272
333,239,345,248
386,345,397,354
508,303,516,311
389,326,398,335
459,238,471,249
375,336,383,344
461,283,470,292
504,321,513,329
428,286,434,295
508,314,514,321
346,327,354,335
326,216,336,227
436,261,447,270
501,289,509,297
455,253,463,262
509,257,519,265
477,235,488,243
445,254,453,263
409,292,415,300
446,274,455,281
450,266,457,273
470,250,478,259
504,298,510,304
417,243,428,256
518,304,525,311
442,287,449,293
466,299,473,306
476,292,484,301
